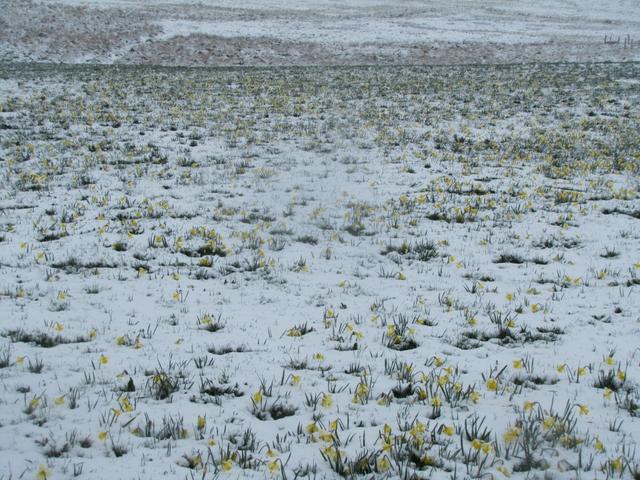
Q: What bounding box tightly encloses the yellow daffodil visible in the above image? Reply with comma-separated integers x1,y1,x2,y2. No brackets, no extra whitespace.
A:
35,465,50,480
503,427,520,443
496,465,511,477
197,416,206,430
377,457,391,471
543,417,556,430
611,457,623,472
267,460,279,473
486,378,498,391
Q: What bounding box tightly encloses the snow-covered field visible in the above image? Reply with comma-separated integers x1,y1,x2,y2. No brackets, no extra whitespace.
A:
1,0,639,65
0,62,639,479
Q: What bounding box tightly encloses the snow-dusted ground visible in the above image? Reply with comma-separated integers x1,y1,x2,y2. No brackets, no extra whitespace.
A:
0,62,639,479
1,0,639,65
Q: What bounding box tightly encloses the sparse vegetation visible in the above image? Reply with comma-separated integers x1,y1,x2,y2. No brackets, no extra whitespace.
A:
0,61,638,480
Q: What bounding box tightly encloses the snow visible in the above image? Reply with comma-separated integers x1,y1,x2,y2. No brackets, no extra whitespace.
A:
1,0,639,64
0,62,639,479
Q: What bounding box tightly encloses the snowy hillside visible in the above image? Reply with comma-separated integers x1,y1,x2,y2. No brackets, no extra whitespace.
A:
1,0,639,65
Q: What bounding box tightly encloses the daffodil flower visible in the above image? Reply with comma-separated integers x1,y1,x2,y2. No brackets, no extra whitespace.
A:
377,457,391,471
442,425,455,436
267,459,280,473
486,378,498,391
543,416,556,430
35,465,50,480
221,459,233,471
496,465,511,477
503,427,520,443
197,416,206,430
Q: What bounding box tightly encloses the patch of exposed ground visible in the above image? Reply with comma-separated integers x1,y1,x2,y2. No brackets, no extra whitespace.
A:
1,0,639,65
